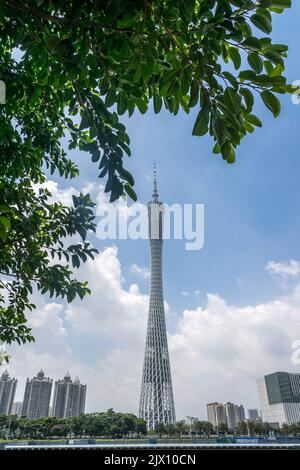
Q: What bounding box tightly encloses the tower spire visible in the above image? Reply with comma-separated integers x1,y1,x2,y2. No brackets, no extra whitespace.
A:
152,163,158,201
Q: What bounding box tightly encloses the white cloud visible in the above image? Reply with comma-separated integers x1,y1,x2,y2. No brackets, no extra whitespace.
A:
4,182,300,420
34,180,78,206
266,259,300,278
180,290,201,299
6,245,148,413
169,288,300,418
181,291,191,297
130,264,150,279
7,245,300,420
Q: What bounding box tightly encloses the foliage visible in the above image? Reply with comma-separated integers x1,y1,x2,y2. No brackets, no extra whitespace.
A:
217,421,229,434
0,183,97,345
236,419,274,436
174,420,187,438
193,419,214,436
0,0,295,345
154,421,166,438
0,410,147,439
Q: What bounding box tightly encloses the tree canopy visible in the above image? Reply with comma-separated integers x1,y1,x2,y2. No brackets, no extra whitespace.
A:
0,410,147,439
0,0,295,349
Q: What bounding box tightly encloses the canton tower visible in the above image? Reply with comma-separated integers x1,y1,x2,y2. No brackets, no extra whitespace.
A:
139,166,176,430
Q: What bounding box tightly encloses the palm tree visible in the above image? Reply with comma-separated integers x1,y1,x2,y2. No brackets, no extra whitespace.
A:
175,420,186,439
217,422,229,436
165,423,176,438
155,422,166,438
236,420,248,437
203,421,214,438
193,420,205,437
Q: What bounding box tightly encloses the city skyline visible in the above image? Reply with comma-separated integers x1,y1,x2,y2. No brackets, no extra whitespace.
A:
4,365,300,429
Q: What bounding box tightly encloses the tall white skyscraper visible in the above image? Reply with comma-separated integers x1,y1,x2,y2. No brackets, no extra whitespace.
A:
52,372,86,418
139,167,176,430
22,370,52,419
0,370,17,415
257,371,300,427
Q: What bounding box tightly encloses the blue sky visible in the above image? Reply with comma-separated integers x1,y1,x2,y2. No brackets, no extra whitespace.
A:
5,4,300,419
69,3,300,311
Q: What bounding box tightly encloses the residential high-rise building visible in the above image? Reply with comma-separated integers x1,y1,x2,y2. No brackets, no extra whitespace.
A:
225,402,237,430
21,370,52,419
257,371,300,427
207,403,227,428
207,402,246,429
207,403,219,428
11,401,23,417
247,408,260,421
0,370,17,415
139,167,176,430
235,404,246,423
52,372,86,418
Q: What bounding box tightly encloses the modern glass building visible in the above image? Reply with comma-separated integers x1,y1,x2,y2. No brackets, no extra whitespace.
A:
21,370,52,419
52,372,86,418
0,370,17,415
257,371,300,426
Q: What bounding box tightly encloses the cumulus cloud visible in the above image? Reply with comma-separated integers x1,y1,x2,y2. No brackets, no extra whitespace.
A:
170,288,300,418
266,260,300,287
5,182,300,420
6,245,149,413
6,244,300,420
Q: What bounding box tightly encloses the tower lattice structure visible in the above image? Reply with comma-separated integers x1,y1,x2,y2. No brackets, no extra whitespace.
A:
139,166,176,430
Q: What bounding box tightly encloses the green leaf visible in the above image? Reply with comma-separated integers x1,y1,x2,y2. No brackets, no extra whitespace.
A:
136,98,148,114
0,216,10,229
105,88,116,107
239,70,257,82
270,0,291,7
124,183,137,201
214,115,227,146
223,72,238,90
229,47,241,70
79,111,90,130
242,37,262,51
118,167,134,186
263,51,284,67
245,114,263,127
251,14,272,34
91,150,101,162
221,141,235,163
224,87,241,114
189,79,199,108
192,93,210,136
117,93,127,115
240,88,254,111
248,52,263,74
260,90,281,117
153,93,162,114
